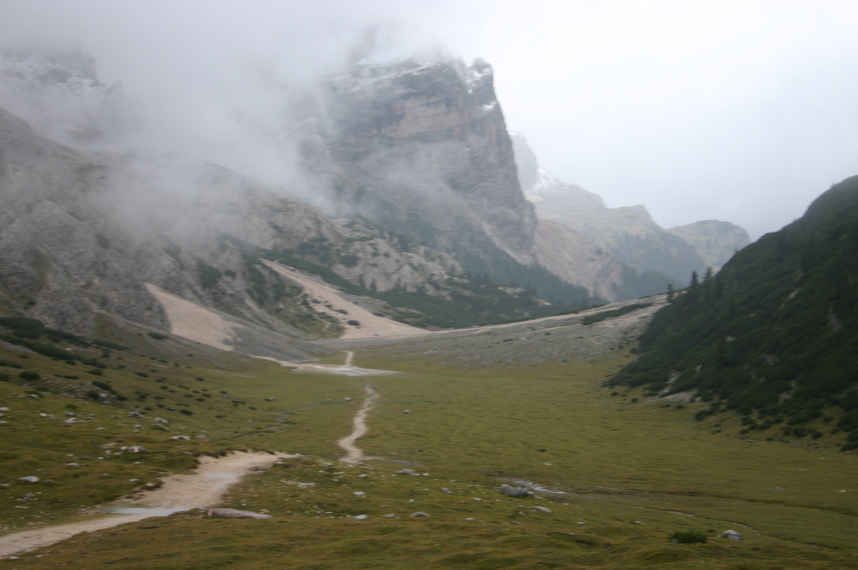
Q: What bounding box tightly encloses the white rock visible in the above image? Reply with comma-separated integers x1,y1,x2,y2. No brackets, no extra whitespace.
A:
353,514,369,520
533,506,552,514
18,476,39,483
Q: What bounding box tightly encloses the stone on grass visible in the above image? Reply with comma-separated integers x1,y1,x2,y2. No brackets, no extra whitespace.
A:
353,514,369,520
719,530,743,541
395,468,418,476
533,506,552,514
410,512,430,518
18,476,39,483
498,484,530,497
205,508,271,519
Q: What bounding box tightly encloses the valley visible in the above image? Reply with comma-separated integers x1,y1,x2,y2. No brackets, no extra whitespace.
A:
1,300,855,568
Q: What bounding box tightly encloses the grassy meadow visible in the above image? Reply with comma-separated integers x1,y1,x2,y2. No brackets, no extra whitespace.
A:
1,313,857,568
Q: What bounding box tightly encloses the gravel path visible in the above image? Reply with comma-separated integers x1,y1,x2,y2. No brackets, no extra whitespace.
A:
0,451,289,559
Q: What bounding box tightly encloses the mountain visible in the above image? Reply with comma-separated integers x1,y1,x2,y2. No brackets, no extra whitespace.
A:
310,57,634,303
667,220,751,271
0,47,750,346
512,133,750,282
609,176,858,449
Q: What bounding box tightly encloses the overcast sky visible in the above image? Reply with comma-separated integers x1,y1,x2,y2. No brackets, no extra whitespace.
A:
472,0,858,238
3,0,858,239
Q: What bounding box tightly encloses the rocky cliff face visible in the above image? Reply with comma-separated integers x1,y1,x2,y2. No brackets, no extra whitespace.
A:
321,58,536,262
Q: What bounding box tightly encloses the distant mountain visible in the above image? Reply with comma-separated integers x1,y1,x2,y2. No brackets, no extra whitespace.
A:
512,133,750,282
667,220,751,271
609,177,858,450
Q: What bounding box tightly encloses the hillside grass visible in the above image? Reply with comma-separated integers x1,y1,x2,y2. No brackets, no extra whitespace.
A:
3,335,856,569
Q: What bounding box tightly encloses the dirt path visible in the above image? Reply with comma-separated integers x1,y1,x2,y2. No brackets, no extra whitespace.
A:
337,381,380,463
0,451,290,559
335,352,380,463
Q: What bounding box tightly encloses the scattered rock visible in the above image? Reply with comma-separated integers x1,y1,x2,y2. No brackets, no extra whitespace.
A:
129,411,142,418
720,530,743,541
205,508,271,519
533,506,552,514
383,513,396,518
265,397,276,401
18,476,39,483
410,512,430,518
353,514,369,520
66,463,80,467
170,435,191,441
154,417,169,424
344,397,352,402
395,469,418,476
28,394,40,399
498,484,530,497
440,487,452,494
402,410,411,414
358,474,369,479
353,491,366,497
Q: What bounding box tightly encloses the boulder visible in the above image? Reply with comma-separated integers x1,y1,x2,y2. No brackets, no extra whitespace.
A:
719,530,743,541
205,508,271,519
18,476,39,483
498,484,530,497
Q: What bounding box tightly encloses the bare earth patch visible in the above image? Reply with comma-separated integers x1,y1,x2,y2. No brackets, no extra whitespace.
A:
145,283,237,351
0,451,289,559
262,260,425,340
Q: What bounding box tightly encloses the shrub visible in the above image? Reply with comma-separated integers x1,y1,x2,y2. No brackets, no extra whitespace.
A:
180,409,193,415
147,332,168,340
18,370,40,380
92,380,115,393
669,530,708,544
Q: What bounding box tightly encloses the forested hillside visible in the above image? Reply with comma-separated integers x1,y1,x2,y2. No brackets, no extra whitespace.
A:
609,176,858,450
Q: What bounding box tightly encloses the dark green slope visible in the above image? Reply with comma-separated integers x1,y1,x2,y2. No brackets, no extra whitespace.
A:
609,176,858,448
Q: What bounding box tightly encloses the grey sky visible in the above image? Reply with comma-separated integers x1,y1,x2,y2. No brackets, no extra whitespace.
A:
2,0,857,240
473,0,858,239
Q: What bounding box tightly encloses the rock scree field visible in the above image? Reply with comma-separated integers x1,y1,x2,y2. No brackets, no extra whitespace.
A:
0,300,856,569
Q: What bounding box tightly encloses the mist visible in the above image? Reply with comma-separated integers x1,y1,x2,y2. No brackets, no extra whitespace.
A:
2,1,857,240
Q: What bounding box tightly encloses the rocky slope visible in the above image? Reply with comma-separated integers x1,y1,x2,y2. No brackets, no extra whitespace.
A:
0,102,467,352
